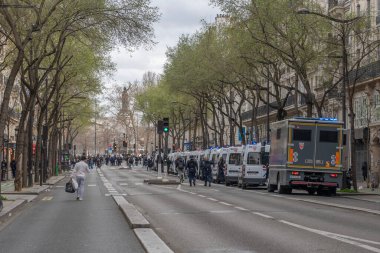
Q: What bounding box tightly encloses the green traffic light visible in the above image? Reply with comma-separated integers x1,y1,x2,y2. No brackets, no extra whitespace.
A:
163,127,169,132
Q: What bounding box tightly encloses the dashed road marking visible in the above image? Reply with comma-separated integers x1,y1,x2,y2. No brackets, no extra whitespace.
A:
235,206,248,211
119,183,128,186
253,212,274,219
135,183,143,185
207,198,218,201
219,202,232,206
88,184,96,187
56,186,64,188
42,196,53,201
198,195,206,198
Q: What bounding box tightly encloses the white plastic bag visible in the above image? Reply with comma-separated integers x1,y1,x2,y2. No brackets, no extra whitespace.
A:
71,178,78,190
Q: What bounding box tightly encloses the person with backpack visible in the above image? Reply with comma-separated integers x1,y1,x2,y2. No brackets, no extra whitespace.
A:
176,157,185,183
186,156,197,186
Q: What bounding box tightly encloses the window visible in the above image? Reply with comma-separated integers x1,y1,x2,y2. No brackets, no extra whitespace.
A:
247,152,261,165
228,153,241,165
319,130,338,143
293,129,312,142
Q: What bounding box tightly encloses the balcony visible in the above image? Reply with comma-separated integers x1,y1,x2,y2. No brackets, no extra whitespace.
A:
348,60,380,85
241,94,306,121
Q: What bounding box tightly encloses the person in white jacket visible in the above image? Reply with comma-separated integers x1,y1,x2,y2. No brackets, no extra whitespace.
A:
72,156,91,200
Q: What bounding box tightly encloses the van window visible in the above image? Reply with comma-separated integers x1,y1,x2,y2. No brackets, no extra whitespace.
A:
320,130,338,143
228,153,241,165
293,129,312,141
247,152,260,165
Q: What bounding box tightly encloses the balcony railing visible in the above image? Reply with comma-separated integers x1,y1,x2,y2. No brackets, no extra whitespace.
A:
241,94,306,121
348,60,380,85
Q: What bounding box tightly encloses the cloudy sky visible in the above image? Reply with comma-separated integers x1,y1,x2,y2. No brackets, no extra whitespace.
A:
105,0,221,85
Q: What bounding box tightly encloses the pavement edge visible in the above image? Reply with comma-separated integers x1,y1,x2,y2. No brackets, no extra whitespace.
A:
111,194,174,253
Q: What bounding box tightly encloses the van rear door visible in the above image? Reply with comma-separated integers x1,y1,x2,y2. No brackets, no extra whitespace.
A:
315,124,342,169
289,123,315,168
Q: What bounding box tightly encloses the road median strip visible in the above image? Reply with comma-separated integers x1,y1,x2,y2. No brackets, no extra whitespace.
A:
134,228,174,253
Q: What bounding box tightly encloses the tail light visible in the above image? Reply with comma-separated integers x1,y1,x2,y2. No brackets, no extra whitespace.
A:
291,171,300,176
330,173,338,178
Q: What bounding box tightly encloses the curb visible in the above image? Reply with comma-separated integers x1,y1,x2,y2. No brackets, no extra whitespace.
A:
134,228,174,253
112,195,150,229
293,198,380,216
44,176,66,186
0,199,27,222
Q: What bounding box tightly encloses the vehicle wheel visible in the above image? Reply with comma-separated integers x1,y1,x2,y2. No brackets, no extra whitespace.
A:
225,181,230,186
307,189,316,195
267,184,276,192
277,179,286,194
317,189,324,196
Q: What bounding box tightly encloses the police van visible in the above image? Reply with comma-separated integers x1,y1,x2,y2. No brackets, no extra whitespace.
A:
225,146,244,186
237,144,269,189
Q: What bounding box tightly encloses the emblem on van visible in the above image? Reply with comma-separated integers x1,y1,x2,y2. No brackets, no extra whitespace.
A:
299,142,304,150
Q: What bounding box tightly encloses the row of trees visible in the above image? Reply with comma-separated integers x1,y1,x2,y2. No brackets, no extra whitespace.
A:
136,0,379,190
0,0,159,191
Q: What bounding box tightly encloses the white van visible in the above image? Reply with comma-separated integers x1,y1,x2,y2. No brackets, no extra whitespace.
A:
225,146,244,186
238,144,267,189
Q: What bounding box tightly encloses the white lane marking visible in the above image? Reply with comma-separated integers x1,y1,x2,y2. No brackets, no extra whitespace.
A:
42,196,53,201
253,212,274,219
211,189,219,192
119,183,128,186
105,194,111,196
177,184,181,190
135,183,143,185
56,186,64,188
207,198,218,201
189,192,197,195
235,206,248,211
279,220,380,253
198,195,206,198
88,184,96,187
210,210,235,214
219,202,232,206
108,191,118,193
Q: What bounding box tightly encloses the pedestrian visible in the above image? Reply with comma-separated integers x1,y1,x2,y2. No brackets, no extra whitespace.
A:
361,161,368,181
71,155,91,201
1,159,7,181
202,156,213,187
176,157,185,183
10,159,16,178
186,156,197,186
217,156,225,183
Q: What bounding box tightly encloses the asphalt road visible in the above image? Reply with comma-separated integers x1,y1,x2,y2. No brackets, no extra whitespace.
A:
0,171,144,253
102,163,380,253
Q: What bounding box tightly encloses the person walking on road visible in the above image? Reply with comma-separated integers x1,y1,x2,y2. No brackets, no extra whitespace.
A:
71,155,91,201
202,156,213,187
186,156,197,186
176,157,185,183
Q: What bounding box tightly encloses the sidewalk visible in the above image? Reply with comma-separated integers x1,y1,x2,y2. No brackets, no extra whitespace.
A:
0,175,66,221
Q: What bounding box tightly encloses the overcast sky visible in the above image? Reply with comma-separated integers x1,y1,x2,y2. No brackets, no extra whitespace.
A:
104,0,221,86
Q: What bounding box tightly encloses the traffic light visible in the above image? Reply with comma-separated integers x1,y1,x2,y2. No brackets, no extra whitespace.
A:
163,117,169,133
113,142,117,151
